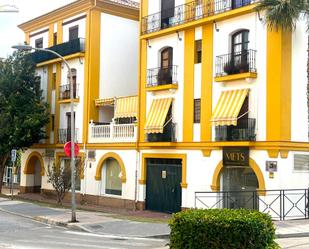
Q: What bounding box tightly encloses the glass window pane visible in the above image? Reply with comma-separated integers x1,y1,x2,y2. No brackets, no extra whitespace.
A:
105,158,122,196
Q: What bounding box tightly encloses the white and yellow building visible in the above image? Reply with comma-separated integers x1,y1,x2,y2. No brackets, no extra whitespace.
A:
19,0,309,215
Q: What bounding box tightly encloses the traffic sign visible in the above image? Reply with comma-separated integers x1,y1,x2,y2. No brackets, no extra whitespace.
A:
11,149,17,162
64,142,79,158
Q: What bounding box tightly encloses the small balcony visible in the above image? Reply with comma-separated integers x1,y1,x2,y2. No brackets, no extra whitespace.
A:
215,118,256,141
88,122,137,143
146,66,178,91
147,123,177,142
31,38,85,64
57,128,79,144
59,84,79,101
142,0,253,34
215,49,257,81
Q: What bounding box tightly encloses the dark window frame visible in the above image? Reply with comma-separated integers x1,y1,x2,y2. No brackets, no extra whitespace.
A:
53,32,57,45
35,38,43,48
194,98,201,123
69,25,79,41
195,40,202,64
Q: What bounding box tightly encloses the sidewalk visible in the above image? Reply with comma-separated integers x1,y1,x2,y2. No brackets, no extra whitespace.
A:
0,193,308,239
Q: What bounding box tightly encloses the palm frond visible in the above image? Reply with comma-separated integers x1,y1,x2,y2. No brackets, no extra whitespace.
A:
255,0,306,31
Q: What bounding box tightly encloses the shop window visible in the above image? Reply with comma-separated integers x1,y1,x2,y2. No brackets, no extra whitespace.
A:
63,158,81,191
69,25,79,41
195,40,202,64
294,154,309,171
35,38,43,48
194,98,201,123
102,158,122,196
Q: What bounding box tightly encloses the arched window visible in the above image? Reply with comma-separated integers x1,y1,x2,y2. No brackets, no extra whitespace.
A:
101,158,122,196
231,30,249,72
158,47,173,85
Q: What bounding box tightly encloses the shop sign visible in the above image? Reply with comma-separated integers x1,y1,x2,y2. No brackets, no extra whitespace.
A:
223,147,249,166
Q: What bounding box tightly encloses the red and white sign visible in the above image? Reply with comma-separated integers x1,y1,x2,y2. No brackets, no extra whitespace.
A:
64,141,79,158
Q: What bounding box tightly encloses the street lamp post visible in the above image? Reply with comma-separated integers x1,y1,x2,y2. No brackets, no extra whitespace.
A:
12,45,77,222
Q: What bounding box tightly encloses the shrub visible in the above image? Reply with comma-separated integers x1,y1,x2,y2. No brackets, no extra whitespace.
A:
169,209,279,249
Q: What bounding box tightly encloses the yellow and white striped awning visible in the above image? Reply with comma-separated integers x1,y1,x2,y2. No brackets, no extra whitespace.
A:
145,98,172,134
114,96,138,118
211,89,249,126
95,97,115,107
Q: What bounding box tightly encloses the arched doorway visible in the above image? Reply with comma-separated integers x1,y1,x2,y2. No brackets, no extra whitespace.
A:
23,152,44,193
221,166,258,209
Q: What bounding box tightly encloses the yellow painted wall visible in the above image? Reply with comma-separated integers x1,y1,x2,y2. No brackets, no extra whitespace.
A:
266,29,291,141
201,24,213,141
183,28,195,142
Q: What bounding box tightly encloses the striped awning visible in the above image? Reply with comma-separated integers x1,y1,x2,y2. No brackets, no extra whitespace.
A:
114,96,138,118
145,98,172,134
211,89,249,126
95,97,115,107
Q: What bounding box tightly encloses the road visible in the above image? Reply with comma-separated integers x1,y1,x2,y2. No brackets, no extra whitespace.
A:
0,210,168,249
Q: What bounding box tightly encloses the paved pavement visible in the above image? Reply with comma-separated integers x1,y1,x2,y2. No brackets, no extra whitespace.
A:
0,195,309,240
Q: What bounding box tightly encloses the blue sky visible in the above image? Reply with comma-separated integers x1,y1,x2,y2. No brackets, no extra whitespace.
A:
0,0,75,58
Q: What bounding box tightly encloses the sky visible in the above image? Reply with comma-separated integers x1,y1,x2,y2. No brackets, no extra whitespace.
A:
0,0,76,58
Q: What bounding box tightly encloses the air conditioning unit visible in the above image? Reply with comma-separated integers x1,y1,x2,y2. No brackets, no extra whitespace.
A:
87,150,96,160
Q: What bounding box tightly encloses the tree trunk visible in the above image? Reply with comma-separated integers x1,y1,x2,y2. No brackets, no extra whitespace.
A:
0,153,10,193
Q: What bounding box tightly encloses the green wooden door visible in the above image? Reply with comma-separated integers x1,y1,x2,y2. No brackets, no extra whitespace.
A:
146,158,182,213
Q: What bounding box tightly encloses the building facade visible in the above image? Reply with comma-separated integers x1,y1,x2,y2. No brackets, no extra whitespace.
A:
19,0,309,216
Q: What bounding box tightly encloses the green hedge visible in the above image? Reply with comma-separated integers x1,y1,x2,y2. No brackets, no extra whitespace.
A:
169,209,279,249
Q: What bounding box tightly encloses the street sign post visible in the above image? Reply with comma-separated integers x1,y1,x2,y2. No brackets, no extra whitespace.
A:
10,149,17,200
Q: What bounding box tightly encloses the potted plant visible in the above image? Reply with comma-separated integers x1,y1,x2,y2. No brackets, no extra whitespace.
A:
223,60,239,75
235,60,249,73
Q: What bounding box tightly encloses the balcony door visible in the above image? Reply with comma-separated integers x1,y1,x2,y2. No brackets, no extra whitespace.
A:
161,0,175,29
159,47,173,85
231,30,249,72
232,0,251,9
66,112,75,142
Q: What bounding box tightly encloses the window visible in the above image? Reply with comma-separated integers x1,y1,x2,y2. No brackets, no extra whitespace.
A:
35,38,43,48
161,0,175,29
194,98,201,123
53,32,57,45
294,154,309,171
52,73,56,90
51,114,55,131
69,25,79,40
195,40,202,64
231,30,249,70
158,47,173,85
103,158,122,196
34,76,41,96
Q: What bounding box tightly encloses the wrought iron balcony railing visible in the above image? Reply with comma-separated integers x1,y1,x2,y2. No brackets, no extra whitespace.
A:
215,49,257,77
215,118,256,141
147,122,177,142
59,83,79,100
57,128,78,144
142,0,254,34
31,38,85,64
147,65,178,87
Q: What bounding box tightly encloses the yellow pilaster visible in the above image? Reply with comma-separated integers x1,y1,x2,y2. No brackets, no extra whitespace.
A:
48,24,54,47
46,65,53,144
25,32,30,44
183,28,195,142
57,21,63,44
83,9,101,143
201,24,213,141
266,29,291,141
138,0,148,142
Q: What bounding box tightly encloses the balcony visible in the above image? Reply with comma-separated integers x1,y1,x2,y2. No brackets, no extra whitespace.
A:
31,38,85,64
57,128,78,144
59,84,79,101
88,122,137,143
215,118,256,141
146,66,178,91
147,123,177,142
142,0,254,34
215,49,257,81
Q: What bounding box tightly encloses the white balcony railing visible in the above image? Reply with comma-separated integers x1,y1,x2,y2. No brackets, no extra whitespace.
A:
89,123,137,143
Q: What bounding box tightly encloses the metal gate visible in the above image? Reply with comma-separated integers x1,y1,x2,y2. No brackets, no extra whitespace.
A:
195,189,309,220
146,158,182,213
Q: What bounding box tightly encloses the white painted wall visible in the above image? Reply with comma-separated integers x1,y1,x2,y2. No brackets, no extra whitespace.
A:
291,20,308,142
99,13,139,99
147,0,185,15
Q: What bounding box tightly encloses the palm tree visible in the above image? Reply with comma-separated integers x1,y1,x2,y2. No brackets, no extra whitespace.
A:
255,0,309,136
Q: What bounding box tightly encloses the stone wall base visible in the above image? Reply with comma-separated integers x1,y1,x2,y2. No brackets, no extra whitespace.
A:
19,186,41,194
40,189,145,211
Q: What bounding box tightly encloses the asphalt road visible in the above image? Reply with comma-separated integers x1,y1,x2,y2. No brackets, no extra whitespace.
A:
0,210,168,249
